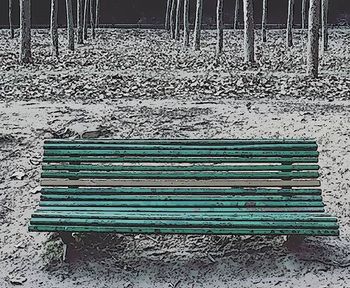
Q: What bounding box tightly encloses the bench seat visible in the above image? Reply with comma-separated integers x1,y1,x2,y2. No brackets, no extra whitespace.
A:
29,139,339,237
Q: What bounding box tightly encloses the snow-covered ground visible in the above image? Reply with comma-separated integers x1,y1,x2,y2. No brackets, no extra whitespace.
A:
0,28,350,287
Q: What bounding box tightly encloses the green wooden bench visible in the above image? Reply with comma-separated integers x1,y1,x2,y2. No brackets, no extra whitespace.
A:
29,139,339,247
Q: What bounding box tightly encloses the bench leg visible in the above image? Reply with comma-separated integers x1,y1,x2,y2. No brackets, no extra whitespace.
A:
285,235,305,250
59,232,76,262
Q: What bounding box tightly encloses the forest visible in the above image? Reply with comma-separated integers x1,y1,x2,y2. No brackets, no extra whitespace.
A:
0,0,350,287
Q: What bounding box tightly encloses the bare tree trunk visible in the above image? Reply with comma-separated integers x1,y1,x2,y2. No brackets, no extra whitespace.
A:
66,0,74,51
9,0,14,38
84,0,89,40
302,0,307,29
307,0,320,77
165,0,172,30
175,0,181,40
243,0,254,63
216,0,223,55
77,0,84,44
95,0,100,28
20,0,32,63
233,0,239,29
193,0,203,50
321,0,329,52
90,0,95,39
183,0,190,46
286,0,294,47
170,0,176,39
262,0,267,42
50,0,59,57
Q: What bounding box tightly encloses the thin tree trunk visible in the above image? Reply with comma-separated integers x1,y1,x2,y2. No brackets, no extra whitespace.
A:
233,0,239,29
302,0,307,29
170,0,176,38
286,0,294,47
262,0,267,42
175,0,181,40
50,0,59,57
243,0,254,63
66,0,74,50
165,0,172,30
307,0,320,77
216,0,223,55
95,0,100,28
183,0,190,46
20,0,32,63
77,0,84,44
321,0,329,52
84,0,89,40
90,0,95,39
9,0,14,38
193,0,203,50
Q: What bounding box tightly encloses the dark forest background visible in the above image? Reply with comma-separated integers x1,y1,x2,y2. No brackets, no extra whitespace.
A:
1,0,350,28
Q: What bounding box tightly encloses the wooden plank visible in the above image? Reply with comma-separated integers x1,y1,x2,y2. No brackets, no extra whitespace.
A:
44,143,318,151
29,218,339,229
41,187,323,195
41,178,321,187
43,156,319,163
41,171,320,180
45,139,317,145
32,211,337,222
40,194,323,202
36,206,326,212
38,200,324,207
42,164,320,172
28,225,339,236
43,149,319,157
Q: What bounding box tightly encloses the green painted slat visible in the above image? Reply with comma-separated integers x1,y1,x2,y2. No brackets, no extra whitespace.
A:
41,194,323,202
36,206,326,212
41,171,319,179
45,139,317,145
42,164,320,172
44,143,318,151
43,149,319,157
30,218,339,229
43,156,319,163
41,188,322,195
32,211,337,222
28,225,339,236
39,200,324,207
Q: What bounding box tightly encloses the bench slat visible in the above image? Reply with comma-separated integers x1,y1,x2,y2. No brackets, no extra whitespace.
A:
42,164,320,172
43,156,319,163
28,225,339,236
41,179,321,187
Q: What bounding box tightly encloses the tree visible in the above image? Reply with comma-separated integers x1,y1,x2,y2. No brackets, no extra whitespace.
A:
66,0,74,51
50,0,59,57
175,0,181,40
262,0,267,42
20,0,32,63
90,0,96,39
216,0,223,55
243,0,254,63
170,0,176,39
233,0,240,29
307,0,320,77
193,0,203,50
286,0,294,47
165,0,172,30
95,0,100,28
183,0,190,46
302,0,307,29
321,0,329,52
84,0,89,40
9,0,14,39
77,0,84,44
